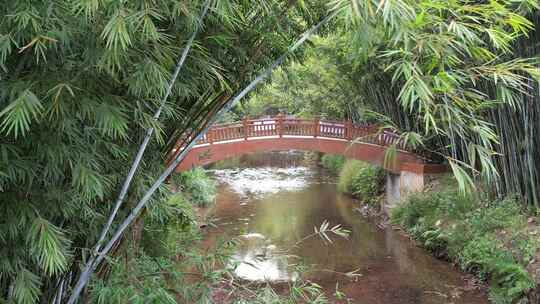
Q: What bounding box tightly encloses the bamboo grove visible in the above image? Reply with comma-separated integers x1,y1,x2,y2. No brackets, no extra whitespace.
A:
1,0,540,303
0,1,329,302
330,0,540,207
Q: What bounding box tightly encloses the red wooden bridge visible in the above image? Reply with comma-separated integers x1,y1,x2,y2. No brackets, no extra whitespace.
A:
173,116,446,175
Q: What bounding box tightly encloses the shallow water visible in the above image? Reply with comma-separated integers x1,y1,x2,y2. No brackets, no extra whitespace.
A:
204,151,488,303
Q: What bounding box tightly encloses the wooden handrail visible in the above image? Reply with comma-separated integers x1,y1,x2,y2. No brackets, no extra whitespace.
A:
176,116,410,152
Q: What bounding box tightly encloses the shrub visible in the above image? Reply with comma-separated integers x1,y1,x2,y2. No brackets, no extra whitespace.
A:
320,154,345,174
142,193,196,257
392,191,474,228
172,167,216,207
468,197,524,233
350,165,384,204
337,160,364,194
459,234,534,303
336,160,384,204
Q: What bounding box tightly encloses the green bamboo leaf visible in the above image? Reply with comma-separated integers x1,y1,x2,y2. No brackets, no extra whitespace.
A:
73,0,102,17
13,268,41,304
0,33,13,65
27,217,70,276
0,89,43,138
46,83,76,119
95,103,129,139
383,144,397,170
72,164,110,201
101,11,132,52
448,158,475,193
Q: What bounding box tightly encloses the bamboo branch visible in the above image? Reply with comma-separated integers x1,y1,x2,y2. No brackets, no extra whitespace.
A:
93,0,212,253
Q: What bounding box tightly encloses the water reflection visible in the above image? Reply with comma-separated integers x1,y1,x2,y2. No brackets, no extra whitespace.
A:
205,151,488,303
230,233,296,281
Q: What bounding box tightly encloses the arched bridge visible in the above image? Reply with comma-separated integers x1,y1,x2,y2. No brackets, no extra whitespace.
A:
172,116,447,212
173,116,445,175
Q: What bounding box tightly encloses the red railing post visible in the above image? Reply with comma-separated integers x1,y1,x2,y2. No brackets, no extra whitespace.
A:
345,120,353,140
208,128,214,144
368,125,379,144
314,115,320,137
277,113,284,137
381,127,391,146
243,117,249,140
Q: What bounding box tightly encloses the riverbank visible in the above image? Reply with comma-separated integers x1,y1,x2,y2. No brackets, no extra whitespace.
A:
391,182,540,304
320,154,540,303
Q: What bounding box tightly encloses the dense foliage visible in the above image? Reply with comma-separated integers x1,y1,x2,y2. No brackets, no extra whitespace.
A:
240,36,364,120
331,0,540,206
392,189,539,303
90,191,200,303
3,0,540,302
0,0,329,302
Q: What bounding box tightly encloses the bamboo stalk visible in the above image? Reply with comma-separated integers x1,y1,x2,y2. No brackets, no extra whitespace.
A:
65,1,211,303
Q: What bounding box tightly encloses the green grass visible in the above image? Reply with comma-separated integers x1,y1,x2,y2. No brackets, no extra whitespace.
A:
392,190,539,303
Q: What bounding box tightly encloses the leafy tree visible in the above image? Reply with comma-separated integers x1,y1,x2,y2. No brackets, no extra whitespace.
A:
242,36,364,120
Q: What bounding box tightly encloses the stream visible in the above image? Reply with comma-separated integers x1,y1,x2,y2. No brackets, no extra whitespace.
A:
202,151,489,303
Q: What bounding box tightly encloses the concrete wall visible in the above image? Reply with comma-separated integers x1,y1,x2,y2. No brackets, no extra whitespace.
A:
384,173,401,214
384,172,442,215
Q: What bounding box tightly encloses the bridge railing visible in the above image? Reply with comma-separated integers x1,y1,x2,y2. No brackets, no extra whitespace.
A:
184,116,408,151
